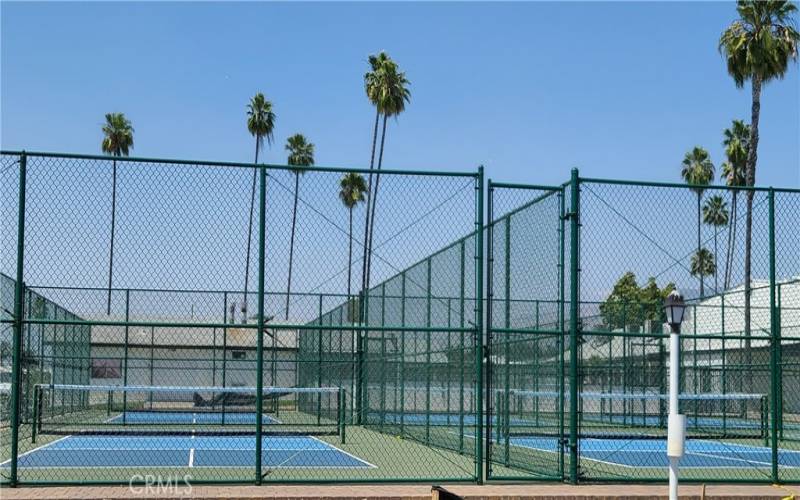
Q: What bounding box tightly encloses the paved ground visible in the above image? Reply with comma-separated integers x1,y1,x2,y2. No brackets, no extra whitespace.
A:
0,484,798,499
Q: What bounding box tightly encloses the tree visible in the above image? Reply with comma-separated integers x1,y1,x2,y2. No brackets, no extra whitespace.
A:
599,272,675,332
680,146,715,297
690,248,716,293
244,93,275,321
101,112,134,315
359,53,391,309
284,133,315,320
362,53,411,299
703,195,730,294
719,0,799,350
339,172,368,321
721,120,750,289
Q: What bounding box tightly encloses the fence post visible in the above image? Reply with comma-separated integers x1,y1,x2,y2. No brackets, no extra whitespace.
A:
484,180,494,476
474,166,485,484
568,168,580,484
10,152,27,487
558,186,566,479
254,163,267,485
768,187,778,483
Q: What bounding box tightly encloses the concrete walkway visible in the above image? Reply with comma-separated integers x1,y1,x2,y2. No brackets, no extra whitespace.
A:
1,484,798,500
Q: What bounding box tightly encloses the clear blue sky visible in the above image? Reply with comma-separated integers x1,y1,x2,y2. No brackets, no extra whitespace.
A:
2,1,798,187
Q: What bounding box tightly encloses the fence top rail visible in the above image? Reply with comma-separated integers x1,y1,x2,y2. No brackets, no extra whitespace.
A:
0,150,479,179
488,180,564,191
580,175,800,194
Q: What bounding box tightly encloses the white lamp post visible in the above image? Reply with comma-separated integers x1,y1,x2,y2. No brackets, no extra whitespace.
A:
664,290,687,500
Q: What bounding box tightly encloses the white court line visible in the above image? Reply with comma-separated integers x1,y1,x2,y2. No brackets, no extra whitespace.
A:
307,435,377,469
188,448,194,468
0,435,72,467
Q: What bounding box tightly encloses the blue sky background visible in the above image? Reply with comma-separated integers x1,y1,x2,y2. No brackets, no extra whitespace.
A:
2,1,798,187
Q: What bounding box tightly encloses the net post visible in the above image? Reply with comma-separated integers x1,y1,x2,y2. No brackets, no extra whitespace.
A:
339,387,346,444
254,163,267,485
768,187,778,482
31,384,40,443
122,289,130,425
568,168,580,485
474,166,485,484
9,151,27,487
222,292,228,426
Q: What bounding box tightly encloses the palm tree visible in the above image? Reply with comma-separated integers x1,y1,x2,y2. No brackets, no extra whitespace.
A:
101,112,134,315
690,248,717,294
360,52,392,306
284,133,315,320
703,195,730,294
339,172,368,317
363,54,411,298
719,0,799,346
680,146,715,297
244,93,275,321
721,120,750,289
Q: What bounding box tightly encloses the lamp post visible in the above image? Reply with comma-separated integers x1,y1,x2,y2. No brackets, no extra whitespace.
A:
664,289,687,500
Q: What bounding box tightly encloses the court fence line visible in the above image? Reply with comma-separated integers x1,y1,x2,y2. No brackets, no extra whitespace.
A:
1,151,798,486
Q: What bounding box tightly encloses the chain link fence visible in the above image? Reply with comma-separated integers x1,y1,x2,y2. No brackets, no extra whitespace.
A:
1,151,798,486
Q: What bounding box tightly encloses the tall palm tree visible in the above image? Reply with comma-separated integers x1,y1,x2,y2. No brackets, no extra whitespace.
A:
284,133,315,320
101,112,134,315
680,146,715,297
721,120,750,289
244,93,275,321
690,248,716,297
703,195,730,294
720,0,799,345
360,52,393,306
363,55,411,297
339,173,368,316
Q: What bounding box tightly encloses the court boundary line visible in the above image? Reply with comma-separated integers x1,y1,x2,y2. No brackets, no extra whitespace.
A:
0,435,73,467
308,435,378,468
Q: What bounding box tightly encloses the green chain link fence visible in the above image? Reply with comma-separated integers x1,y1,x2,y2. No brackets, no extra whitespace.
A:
1,151,797,486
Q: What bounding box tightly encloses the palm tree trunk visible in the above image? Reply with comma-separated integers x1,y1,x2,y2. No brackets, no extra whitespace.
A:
366,114,389,294
743,74,762,381
714,226,718,295
106,158,118,315
347,207,354,304
360,110,381,306
724,192,736,289
243,139,260,321
697,192,704,298
285,171,300,320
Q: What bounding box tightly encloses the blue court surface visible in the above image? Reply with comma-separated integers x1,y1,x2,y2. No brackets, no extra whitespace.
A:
510,437,800,468
7,435,374,469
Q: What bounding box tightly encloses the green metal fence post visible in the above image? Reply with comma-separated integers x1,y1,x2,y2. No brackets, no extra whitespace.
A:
10,152,27,487
558,186,566,479
503,214,511,467
318,295,324,426
568,168,580,484
484,180,494,473
425,259,432,444
768,187,778,482
254,164,267,485
459,240,466,455
401,270,406,434
475,166,485,484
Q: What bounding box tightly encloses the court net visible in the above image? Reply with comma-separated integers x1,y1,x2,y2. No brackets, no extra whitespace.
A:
32,384,345,439
494,390,767,440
